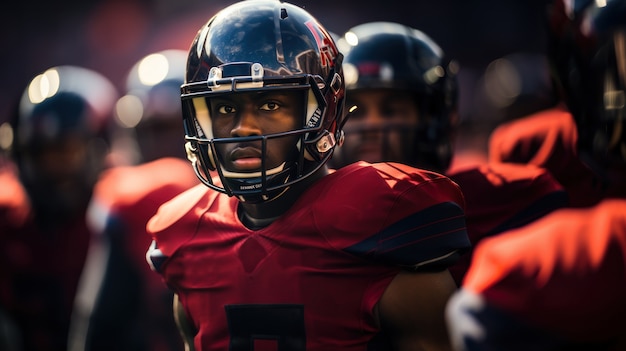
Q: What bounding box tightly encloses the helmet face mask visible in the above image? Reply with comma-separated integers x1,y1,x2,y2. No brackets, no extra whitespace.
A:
337,88,422,166
181,0,345,203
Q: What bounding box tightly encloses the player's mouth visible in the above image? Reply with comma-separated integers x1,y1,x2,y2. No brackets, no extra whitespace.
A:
230,147,263,171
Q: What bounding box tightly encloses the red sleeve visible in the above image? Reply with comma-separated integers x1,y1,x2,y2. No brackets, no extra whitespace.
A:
488,105,603,207
463,199,626,340
90,157,199,269
449,163,566,240
446,162,567,283
146,183,218,256
311,162,470,269
93,158,198,210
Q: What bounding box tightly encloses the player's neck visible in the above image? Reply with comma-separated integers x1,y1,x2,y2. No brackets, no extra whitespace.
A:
238,165,329,229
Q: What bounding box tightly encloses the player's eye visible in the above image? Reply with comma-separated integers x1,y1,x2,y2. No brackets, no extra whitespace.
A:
260,101,280,111
217,105,236,114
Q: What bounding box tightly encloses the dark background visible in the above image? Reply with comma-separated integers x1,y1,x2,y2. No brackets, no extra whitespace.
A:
0,0,550,125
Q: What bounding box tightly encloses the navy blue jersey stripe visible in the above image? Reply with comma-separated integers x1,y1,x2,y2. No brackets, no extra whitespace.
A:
486,190,568,237
344,202,470,267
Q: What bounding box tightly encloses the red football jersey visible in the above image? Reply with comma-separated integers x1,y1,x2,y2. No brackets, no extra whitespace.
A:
446,162,568,284
78,157,198,351
448,199,626,349
90,157,199,277
0,159,92,351
147,162,470,351
489,105,604,207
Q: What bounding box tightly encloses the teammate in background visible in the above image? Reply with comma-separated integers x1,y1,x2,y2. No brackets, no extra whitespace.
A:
68,50,198,351
0,66,118,351
330,21,457,173
107,49,191,167
145,2,471,350
332,21,567,285
445,57,569,283
446,0,626,349
0,135,25,351
487,53,605,207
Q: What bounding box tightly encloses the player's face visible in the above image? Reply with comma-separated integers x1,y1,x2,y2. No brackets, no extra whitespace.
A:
25,136,89,187
341,89,420,164
209,90,304,173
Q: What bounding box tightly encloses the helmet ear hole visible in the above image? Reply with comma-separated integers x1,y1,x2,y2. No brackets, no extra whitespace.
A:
185,141,198,164
185,141,217,171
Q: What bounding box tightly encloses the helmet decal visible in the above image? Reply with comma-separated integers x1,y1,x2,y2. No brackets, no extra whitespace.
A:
304,20,339,69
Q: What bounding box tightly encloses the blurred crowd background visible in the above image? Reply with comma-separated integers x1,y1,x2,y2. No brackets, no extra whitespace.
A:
0,0,549,127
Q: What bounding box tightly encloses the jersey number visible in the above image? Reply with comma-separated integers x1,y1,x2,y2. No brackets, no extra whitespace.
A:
225,304,306,351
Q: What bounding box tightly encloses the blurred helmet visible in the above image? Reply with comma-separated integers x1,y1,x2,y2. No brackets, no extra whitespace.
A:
14,65,118,224
181,0,345,203
335,21,458,171
476,52,558,122
114,49,187,163
546,0,626,167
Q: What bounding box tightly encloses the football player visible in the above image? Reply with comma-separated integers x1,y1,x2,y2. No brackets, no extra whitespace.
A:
331,21,568,285
446,0,626,349
145,1,471,350
487,52,605,208
68,50,198,351
0,65,118,351
330,21,457,173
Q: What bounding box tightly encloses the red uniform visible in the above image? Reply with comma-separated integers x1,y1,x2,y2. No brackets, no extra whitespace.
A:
147,162,471,351
0,160,92,351
489,105,604,207
447,199,626,350
446,162,568,284
72,157,198,351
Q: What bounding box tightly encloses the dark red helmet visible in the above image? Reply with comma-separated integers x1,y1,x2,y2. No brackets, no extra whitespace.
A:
181,0,345,202
547,0,626,167
334,21,458,172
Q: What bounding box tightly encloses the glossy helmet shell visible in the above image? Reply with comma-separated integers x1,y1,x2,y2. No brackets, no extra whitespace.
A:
17,66,117,145
116,49,188,163
15,65,118,218
547,0,626,166
336,21,458,172
181,0,345,202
